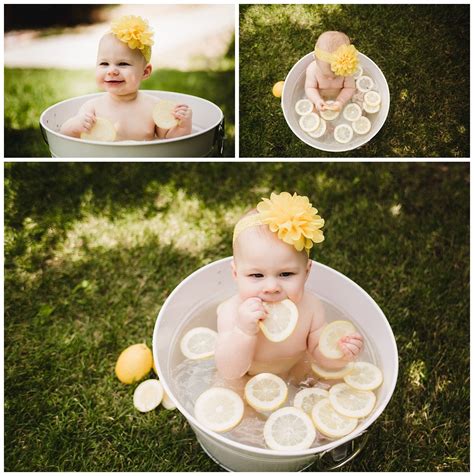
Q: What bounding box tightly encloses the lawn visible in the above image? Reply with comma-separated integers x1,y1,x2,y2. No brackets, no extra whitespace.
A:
4,66,235,157
4,162,469,471
239,4,469,158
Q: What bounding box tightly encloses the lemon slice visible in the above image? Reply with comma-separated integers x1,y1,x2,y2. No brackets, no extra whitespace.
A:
264,407,316,451
334,124,353,144
133,379,164,412
244,373,288,412
356,75,374,93
180,327,217,360
352,116,371,135
260,299,298,342
363,102,381,114
307,117,327,138
312,398,358,439
344,362,383,391
80,117,116,142
343,103,362,122
293,387,329,415
353,65,363,79
318,320,356,359
364,91,381,107
311,361,354,380
299,112,320,132
320,101,340,120
153,100,179,129
194,387,244,433
329,383,376,418
162,390,177,410
295,99,314,115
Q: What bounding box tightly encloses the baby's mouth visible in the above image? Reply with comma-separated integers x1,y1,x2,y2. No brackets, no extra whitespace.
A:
105,80,124,84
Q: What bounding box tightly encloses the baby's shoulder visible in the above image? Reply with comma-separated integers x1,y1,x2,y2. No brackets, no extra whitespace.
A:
217,295,239,316
306,60,318,75
78,96,102,113
300,291,325,322
140,91,161,105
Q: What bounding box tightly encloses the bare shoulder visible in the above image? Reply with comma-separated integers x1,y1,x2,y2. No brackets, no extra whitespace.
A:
306,60,318,76
302,291,326,327
140,91,161,105
78,96,101,114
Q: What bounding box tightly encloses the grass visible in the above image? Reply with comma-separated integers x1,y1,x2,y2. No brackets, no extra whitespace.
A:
4,162,469,471
4,65,235,157
239,4,469,157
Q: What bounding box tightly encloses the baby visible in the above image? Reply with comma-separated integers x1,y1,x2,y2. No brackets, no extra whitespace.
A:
215,192,363,380
305,31,358,113
60,15,192,141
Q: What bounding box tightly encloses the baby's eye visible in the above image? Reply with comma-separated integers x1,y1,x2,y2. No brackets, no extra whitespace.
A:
119,62,131,66
99,62,109,66
249,273,264,278
280,272,295,277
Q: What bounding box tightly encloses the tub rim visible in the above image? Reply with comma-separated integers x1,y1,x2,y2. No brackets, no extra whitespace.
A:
282,52,390,152
39,89,224,146
153,256,399,457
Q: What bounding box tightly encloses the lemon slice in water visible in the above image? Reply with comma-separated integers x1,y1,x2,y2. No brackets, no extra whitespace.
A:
344,362,383,391
295,99,314,115
80,117,116,142
307,117,327,138
133,379,164,412
244,373,288,412
334,124,353,144
320,101,340,120
299,112,320,132
194,387,244,433
329,383,376,418
180,327,217,360
293,387,329,415
353,65,363,79
260,299,298,342
364,91,381,107
352,116,371,135
318,320,356,359
264,407,316,450
312,398,358,439
356,75,374,93
311,361,354,380
343,103,362,122
363,102,381,114
153,100,179,129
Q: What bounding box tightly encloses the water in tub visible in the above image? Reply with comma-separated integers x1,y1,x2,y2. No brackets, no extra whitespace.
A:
171,296,379,449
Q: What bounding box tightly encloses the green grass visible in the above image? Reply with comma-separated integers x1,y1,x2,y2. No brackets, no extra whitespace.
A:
4,162,469,471
239,4,469,157
4,66,234,157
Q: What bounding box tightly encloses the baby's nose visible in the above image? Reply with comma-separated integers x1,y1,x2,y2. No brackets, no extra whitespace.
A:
263,279,280,293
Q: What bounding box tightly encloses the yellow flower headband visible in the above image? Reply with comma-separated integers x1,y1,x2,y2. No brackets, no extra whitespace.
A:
233,192,325,255
110,15,154,63
314,44,359,76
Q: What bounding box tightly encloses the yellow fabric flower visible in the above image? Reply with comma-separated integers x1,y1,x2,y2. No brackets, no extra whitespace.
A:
314,44,359,77
111,15,154,62
256,192,325,254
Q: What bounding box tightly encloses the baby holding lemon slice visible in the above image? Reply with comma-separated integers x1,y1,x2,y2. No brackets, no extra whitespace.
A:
60,15,192,141
215,192,363,380
305,31,358,113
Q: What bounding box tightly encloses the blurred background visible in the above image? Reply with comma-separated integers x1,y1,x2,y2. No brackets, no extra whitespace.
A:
4,4,235,156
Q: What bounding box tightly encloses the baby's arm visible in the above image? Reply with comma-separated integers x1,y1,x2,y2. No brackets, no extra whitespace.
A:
157,104,193,139
334,76,356,108
59,100,96,138
304,62,326,111
214,297,266,380
307,299,364,370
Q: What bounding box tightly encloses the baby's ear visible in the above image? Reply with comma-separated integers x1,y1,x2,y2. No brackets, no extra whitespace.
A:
143,63,152,80
305,259,312,277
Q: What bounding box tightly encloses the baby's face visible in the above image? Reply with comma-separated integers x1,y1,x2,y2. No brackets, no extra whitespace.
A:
96,34,149,96
232,227,311,304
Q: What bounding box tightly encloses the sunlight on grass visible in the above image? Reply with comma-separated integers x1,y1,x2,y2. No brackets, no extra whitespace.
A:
407,359,427,390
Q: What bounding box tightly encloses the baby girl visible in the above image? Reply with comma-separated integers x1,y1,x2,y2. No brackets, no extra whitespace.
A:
215,192,363,380
60,15,192,141
305,31,358,113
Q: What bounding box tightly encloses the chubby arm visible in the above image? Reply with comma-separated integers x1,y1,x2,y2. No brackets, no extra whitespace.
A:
335,76,356,107
60,100,96,138
307,298,363,370
214,297,265,380
304,62,326,111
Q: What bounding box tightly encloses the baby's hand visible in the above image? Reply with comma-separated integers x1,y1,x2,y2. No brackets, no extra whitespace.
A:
314,98,327,112
236,297,267,336
338,333,364,361
76,112,96,135
173,104,192,129
325,100,342,111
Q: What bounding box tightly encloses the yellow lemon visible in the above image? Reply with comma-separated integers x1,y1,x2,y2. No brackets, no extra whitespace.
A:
260,299,298,342
115,343,153,384
80,117,116,142
272,81,285,98
244,373,288,412
318,320,356,359
329,383,376,418
180,327,217,360
343,362,383,391
153,100,179,129
312,398,358,439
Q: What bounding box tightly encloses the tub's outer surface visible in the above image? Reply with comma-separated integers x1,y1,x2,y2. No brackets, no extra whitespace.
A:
153,257,398,472
282,52,390,153
40,90,224,158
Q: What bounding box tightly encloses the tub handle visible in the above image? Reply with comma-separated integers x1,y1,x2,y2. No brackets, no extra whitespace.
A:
214,117,225,157
315,432,369,470
40,123,49,146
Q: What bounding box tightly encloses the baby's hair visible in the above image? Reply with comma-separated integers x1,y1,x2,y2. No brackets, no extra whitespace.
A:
315,31,350,52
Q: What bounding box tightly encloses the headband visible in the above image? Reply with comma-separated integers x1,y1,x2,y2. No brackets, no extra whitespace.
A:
314,43,359,77
233,192,325,255
110,15,154,63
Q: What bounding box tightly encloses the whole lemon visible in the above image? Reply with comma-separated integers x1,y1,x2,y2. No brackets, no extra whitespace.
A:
115,343,153,384
272,81,285,98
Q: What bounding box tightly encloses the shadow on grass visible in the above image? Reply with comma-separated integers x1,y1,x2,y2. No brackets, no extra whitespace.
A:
239,4,469,157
